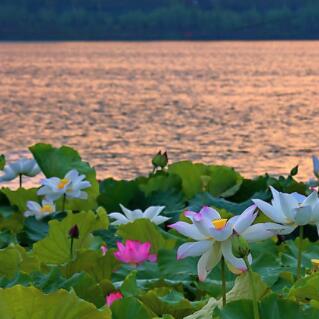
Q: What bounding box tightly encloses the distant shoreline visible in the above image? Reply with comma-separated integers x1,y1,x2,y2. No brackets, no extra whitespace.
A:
1,37,319,43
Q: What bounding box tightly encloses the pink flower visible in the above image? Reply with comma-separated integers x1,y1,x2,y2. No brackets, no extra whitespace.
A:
106,291,123,306
101,244,108,256
114,240,157,265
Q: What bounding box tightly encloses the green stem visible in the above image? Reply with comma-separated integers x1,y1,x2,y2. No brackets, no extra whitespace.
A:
221,256,226,306
297,225,304,280
62,194,66,213
19,174,22,188
70,237,74,260
243,256,260,319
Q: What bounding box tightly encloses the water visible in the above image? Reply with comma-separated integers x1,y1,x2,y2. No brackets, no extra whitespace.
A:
0,41,318,182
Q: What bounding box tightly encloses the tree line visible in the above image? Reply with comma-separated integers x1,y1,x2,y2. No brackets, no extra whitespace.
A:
0,0,319,40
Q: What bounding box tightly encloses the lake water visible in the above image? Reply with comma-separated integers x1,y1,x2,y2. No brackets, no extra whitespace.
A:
0,41,318,182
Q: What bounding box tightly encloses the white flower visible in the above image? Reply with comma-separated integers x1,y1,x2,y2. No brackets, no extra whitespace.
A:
24,199,56,220
37,169,91,201
169,205,277,281
109,204,169,226
313,155,319,178
0,158,40,182
253,186,319,235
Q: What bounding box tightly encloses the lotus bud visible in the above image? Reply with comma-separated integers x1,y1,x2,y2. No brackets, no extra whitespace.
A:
232,234,250,258
0,154,5,170
69,224,79,239
152,151,168,169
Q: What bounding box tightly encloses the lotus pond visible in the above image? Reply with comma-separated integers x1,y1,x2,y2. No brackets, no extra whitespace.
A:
1,144,319,319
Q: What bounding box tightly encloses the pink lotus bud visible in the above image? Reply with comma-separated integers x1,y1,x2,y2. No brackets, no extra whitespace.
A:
68,224,79,239
106,291,123,307
101,244,108,256
114,240,157,266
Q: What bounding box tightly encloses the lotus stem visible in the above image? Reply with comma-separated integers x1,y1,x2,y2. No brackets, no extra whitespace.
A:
70,237,74,260
19,173,22,188
297,225,304,280
243,256,260,319
221,256,227,306
62,194,66,212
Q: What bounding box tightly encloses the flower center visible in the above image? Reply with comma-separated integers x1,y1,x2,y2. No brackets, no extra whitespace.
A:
211,218,228,230
311,259,319,267
57,178,69,189
41,204,53,213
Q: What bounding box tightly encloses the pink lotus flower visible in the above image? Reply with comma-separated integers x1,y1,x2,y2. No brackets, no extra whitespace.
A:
114,240,157,265
106,291,123,306
101,244,108,256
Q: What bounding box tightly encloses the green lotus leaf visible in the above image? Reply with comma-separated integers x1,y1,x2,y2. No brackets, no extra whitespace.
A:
144,190,185,220
168,161,207,199
206,165,243,198
61,249,119,282
1,187,40,213
23,216,49,243
215,293,319,319
158,249,197,281
0,230,17,249
111,296,155,319
116,219,175,253
0,211,23,233
0,272,31,288
0,268,109,307
140,287,199,319
120,270,141,297
226,272,269,303
0,192,23,233
250,240,287,287
184,298,219,319
138,173,182,196
0,245,22,278
98,178,145,212
0,285,111,319
188,192,250,215
288,272,319,303
33,210,108,265
281,239,319,276
227,176,269,202
0,245,40,278
29,143,99,211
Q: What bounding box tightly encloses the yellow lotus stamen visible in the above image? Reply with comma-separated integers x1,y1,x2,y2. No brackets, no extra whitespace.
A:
212,219,228,230
57,178,69,189
311,259,319,268
41,204,53,213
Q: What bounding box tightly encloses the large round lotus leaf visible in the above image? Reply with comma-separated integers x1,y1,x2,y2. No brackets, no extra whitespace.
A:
0,285,111,319
168,161,207,199
1,188,40,212
206,165,243,198
33,210,108,265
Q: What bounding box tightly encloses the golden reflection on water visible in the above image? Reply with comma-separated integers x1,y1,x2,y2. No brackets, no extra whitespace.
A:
0,41,318,182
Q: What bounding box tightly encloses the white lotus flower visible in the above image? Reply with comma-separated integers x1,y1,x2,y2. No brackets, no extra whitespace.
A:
0,158,40,182
253,186,319,235
169,205,277,281
313,155,319,178
109,204,169,226
24,199,56,220
37,169,91,201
